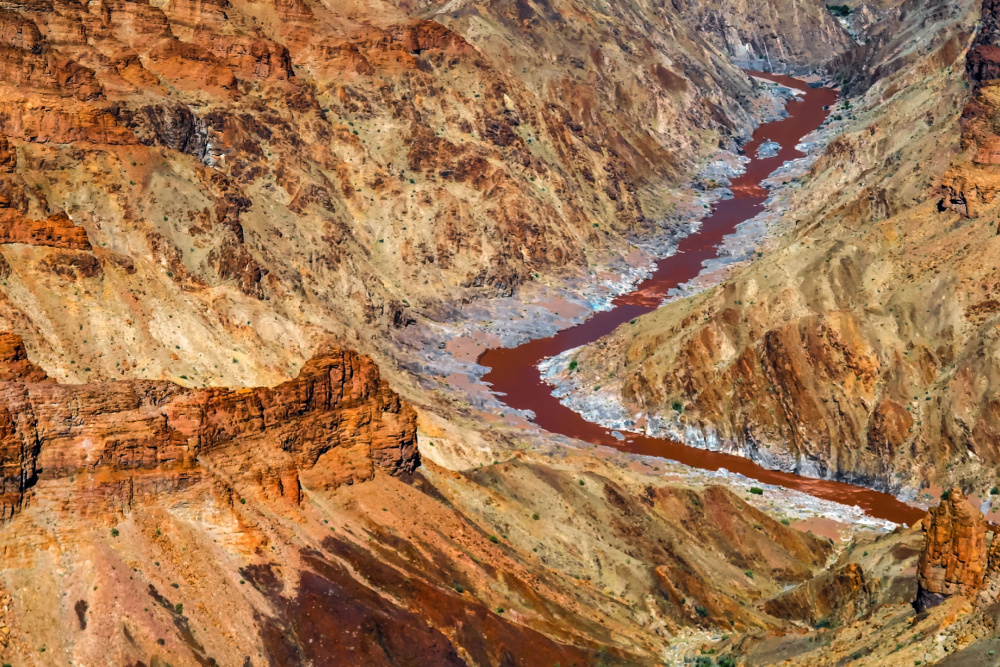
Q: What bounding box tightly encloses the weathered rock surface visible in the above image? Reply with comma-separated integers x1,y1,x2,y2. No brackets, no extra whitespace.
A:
571,0,1000,496
0,333,419,520
916,488,989,611
670,0,855,71
0,0,791,394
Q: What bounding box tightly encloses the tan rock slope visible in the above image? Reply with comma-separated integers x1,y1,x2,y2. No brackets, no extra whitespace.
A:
0,330,868,665
572,0,1000,499
0,0,981,663
0,0,799,391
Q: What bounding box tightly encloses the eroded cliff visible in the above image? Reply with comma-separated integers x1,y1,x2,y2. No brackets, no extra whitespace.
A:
570,0,1000,500
0,0,796,394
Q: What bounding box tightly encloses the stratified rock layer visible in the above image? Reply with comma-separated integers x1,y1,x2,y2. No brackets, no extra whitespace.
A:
0,334,418,520
916,489,987,611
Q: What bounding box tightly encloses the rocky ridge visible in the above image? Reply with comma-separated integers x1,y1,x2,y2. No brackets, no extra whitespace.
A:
568,0,999,501
0,332,419,521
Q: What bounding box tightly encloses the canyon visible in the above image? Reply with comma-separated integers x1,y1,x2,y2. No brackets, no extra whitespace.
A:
0,0,994,664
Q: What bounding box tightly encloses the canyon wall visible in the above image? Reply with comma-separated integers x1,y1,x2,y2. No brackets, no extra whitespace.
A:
0,333,419,521
0,0,784,392
670,0,855,71
572,0,1000,498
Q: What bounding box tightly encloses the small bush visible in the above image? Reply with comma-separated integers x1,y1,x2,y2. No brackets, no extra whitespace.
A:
743,569,754,579
671,401,683,413
111,528,120,538
827,4,851,17
749,487,764,495
568,360,578,371
990,486,998,496
532,513,540,520
695,605,709,618
174,603,183,615
578,479,585,486
488,535,499,543
454,583,464,593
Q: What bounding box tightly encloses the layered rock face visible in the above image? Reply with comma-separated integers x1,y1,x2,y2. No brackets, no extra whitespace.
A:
669,0,854,71
571,0,1000,496
0,333,418,520
0,0,785,391
916,488,989,611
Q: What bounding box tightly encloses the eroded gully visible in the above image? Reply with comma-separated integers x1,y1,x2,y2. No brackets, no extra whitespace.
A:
479,72,927,526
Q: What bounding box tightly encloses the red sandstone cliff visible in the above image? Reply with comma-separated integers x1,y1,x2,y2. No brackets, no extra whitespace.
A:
0,333,418,520
916,488,990,611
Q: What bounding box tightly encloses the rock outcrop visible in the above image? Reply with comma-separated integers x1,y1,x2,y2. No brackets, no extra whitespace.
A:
671,0,855,71
0,334,418,520
916,489,989,612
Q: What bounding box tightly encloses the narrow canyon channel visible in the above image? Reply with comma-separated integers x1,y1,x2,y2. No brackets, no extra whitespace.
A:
480,72,928,526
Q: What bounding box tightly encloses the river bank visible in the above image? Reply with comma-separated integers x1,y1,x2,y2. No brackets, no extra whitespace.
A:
476,72,928,526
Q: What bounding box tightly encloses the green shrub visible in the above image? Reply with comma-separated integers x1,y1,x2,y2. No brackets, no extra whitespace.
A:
749,487,764,495
111,528,120,538
827,4,851,17
488,535,499,543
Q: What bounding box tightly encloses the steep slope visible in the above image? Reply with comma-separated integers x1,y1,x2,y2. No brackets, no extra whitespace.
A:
670,0,855,71
0,332,858,664
0,0,782,392
568,0,995,500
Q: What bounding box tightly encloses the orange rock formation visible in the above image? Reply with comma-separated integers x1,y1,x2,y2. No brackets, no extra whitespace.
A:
916,489,988,611
0,333,418,520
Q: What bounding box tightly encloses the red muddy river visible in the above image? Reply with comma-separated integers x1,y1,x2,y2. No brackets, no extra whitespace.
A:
479,73,927,526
